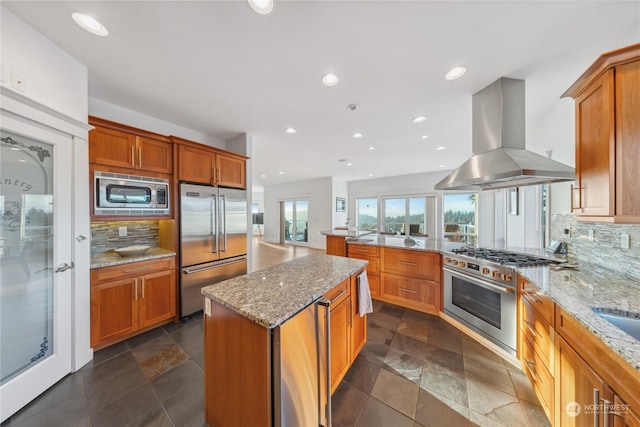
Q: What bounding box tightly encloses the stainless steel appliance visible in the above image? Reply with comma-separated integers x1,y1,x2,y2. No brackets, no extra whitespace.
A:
273,298,331,426
442,247,560,355
94,171,170,215
180,182,247,317
435,77,575,190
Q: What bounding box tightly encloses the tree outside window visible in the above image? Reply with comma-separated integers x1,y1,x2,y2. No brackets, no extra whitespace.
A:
443,193,477,245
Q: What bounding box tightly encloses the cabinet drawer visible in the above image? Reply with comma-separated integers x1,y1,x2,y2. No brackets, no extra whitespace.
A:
381,273,439,310
521,335,553,417
382,248,440,281
521,298,553,371
324,278,350,306
520,277,554,323
348,253,379,275
91,257,175,285
348,244,380,257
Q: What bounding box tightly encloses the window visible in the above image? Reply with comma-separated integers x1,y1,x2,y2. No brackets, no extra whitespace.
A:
443,193,477,245
356,198,378,231
382,197,430,236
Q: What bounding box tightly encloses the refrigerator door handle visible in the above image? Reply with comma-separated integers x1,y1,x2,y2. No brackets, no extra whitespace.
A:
219,195,227,252
318,298,331,427
182,258,247,274
211,196,218,253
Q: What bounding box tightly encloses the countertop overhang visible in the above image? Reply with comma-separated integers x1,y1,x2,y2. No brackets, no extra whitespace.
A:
90,247,176,269
201,253,368,329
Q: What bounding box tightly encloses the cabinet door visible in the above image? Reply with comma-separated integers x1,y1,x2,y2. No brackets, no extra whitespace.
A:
89,126,136,169
381,273,440,314
615,60,640,217
90,278,139,347
137,136,173,174
574,70,615,215
350,275,367,362
382,248,440,281
138,269,176,329
613,395,640,427
557,336,613,427
326,235,347,256
216,154,246,188
329,296,350,393
178,145,215,184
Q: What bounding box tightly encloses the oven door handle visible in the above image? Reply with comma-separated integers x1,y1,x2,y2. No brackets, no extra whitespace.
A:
445,268,515,294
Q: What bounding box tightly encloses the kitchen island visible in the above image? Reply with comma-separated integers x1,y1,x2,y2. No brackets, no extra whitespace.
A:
201,253,368,427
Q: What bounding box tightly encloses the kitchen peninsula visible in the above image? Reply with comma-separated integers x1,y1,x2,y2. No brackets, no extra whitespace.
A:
201,253,368,427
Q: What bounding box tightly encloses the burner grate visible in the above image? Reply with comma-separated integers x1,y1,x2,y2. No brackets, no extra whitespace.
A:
451,247,559,267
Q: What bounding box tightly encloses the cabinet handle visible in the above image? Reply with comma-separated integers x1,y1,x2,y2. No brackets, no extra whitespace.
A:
317,298,332,427
142,277,145,299
217,166,221,183
571,185,583,210
399,261,417,266
131,146,135,167
594,388,600,427
330,289,348,303
398,287,417,294
212,167,217,184
124,266,152,273
524,359,537,381
134,278,138,301
524,320,537,337
349,300,353,327
138,147,142,168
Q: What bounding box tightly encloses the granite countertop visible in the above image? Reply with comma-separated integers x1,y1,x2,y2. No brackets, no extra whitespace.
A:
201,253,368,329
320,230,466,253
90,247,176,269
518,265,640,371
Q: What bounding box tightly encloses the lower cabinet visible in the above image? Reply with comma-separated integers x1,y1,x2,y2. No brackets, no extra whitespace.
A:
348,243,380,297
90,256,176,349
323,273,367,393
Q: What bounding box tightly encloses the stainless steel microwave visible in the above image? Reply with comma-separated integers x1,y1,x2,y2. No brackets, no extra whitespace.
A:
94,171,170,215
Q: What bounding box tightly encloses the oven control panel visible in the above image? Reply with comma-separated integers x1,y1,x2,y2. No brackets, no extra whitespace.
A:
443,255,516,286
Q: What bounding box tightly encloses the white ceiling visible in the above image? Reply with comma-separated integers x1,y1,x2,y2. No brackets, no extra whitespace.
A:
4,1,639,190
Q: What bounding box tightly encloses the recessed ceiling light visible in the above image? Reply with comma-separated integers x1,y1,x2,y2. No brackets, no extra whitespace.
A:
412,115,427,124
421,135,429,140
285,127,296,134
261,174,267,178
445,66,467,81
439,164,446,168
72,13,109,36
368,174,374,177
352,132,363,139
436,146,446,151
18,159,26,163
322,73,339,86
346,162,353,166
248,0,274,15
278,171,284,175
368,146,375,150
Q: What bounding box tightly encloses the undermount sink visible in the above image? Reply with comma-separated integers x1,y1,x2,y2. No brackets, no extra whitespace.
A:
351,238,374,242
592,308,640,341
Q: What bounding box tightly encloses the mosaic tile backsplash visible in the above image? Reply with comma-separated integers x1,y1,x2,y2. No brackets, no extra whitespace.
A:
550,214,640,283
91,221,160,256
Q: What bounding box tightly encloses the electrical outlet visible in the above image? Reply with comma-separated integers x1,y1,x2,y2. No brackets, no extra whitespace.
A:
118,226,127,237
588,229,595,242
621,233,630,250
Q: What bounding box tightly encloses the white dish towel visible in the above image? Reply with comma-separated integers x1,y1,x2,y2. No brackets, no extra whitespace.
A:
358,271,373,317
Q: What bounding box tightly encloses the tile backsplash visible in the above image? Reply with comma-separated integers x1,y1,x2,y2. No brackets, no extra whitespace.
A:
91,221,160,256
550,214,640,282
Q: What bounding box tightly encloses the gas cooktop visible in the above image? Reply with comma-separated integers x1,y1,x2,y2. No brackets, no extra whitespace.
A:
449,247,561,268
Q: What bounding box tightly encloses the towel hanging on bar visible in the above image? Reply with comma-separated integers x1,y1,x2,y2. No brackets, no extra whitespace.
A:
358,271,373,316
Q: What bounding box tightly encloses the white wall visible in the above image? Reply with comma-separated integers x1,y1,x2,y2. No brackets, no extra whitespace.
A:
332,178,349,228
1,7,92,373
89,98,226,149
263,177,332,249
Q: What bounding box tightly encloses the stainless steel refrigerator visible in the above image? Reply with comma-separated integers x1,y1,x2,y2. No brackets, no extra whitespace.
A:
180,183,248,317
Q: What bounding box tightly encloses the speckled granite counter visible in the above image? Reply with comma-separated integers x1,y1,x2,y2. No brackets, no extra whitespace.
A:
90,248,176,269
519,265,640,371
201,253,368,329
320,230,465,253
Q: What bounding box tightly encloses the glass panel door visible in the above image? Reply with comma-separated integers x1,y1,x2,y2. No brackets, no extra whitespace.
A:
282,199,308,244
284,201,294,242
0,128,72,421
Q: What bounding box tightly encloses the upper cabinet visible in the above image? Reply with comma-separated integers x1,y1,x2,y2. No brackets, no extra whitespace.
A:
89,117,173,175
174,137,246,189
563,43,640,223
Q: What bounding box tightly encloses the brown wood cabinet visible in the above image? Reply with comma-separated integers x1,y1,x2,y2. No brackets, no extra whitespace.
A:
89,119,173,175
176,142,246,188
326,235,347,257
90,256,176,349
348,243,380,297
379,248,441,315
563,43,640,223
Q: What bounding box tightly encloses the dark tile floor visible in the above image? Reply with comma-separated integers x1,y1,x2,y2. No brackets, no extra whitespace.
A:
2,302,550,427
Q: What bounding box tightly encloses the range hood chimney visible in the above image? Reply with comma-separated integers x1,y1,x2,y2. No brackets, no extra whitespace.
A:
435,78,575,191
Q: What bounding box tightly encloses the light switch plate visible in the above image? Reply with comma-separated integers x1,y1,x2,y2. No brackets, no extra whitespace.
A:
621,233,630,250
118,226,127,237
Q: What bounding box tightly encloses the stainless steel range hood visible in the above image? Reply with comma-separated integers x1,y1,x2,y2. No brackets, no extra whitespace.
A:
435,78,575,191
